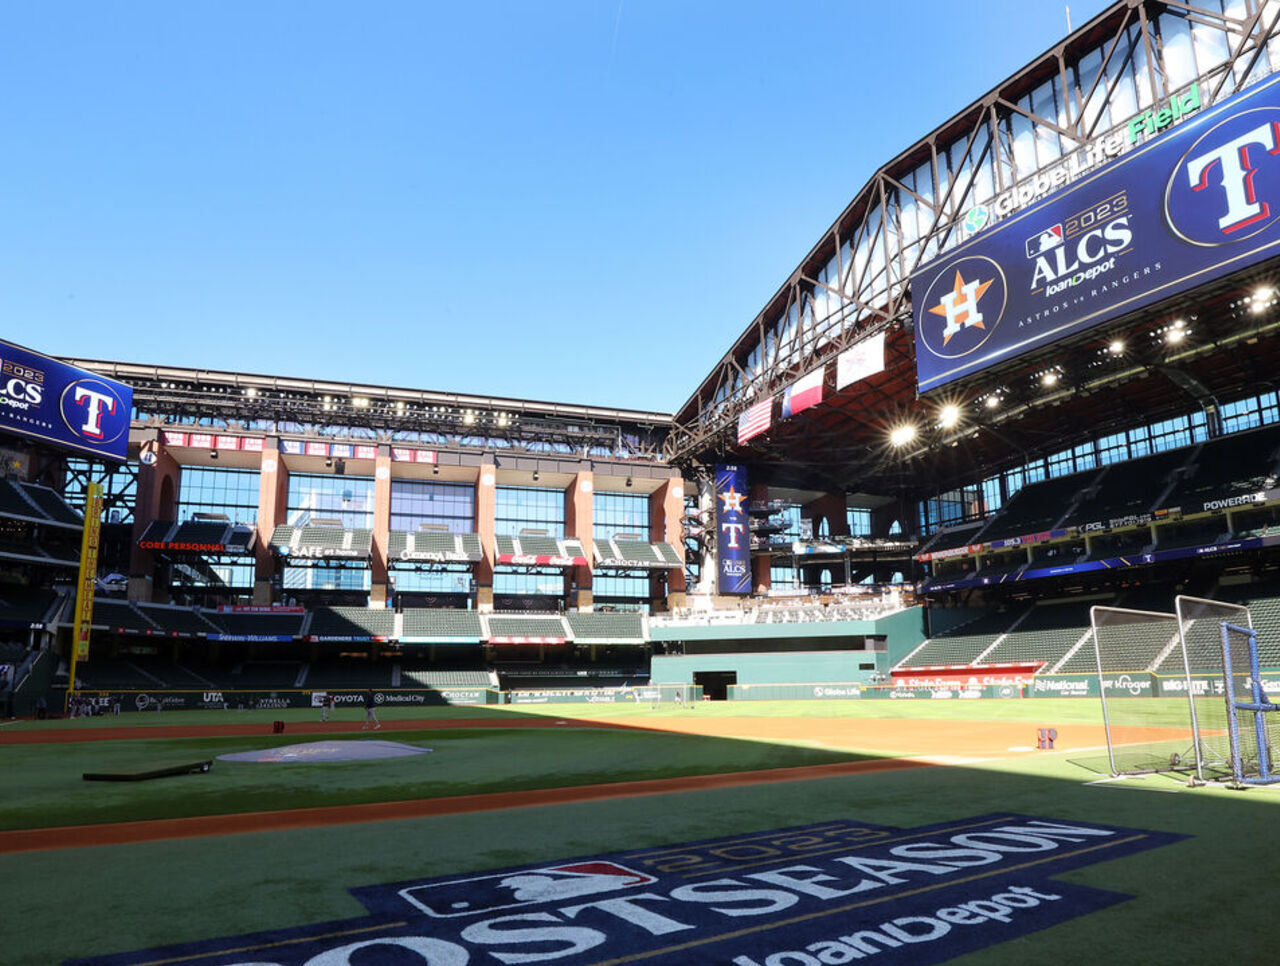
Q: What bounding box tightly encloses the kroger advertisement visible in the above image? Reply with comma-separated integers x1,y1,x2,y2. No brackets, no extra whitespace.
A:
0,340,132,461
913,72,1280,392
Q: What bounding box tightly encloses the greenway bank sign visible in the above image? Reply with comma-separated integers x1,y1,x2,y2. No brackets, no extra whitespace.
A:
73,814,1183,966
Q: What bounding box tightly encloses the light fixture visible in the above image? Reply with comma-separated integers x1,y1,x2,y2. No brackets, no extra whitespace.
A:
209,450,218,460
1108,339,1125,355
1041,371,1059,387
325,457,333,467
938,404,960,429
1166,325,1187,344
532,471,540,482
889,424,916,448
432,464,439,475
984,394,1000,410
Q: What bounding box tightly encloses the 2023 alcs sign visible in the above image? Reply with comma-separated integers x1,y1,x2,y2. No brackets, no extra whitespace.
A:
0,340,132,461
912,72,1280,393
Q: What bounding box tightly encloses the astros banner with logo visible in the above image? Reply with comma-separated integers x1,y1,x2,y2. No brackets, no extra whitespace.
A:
911,71,1280,392
0,340,133,461
715,463,751,595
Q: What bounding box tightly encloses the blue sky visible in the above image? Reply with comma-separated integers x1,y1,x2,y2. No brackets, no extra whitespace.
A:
1,1,1112,413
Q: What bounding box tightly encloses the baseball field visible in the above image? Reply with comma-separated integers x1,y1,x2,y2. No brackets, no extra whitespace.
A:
2,697,1275,965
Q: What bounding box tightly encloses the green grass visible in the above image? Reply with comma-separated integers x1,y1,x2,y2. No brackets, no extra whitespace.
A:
0,725,868,830
4,698,1279,965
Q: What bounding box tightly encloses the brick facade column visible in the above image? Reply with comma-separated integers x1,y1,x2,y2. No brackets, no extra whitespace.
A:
474,460,497,612
804,492,850,537
369,446,392,607
750,480,771,595
252,439,289,605
650,477,687,612
565,467,593,611
129,434,180,603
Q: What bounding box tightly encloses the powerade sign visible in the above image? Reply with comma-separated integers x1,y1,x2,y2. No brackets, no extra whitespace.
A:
716,463,751,595
912,71,1280,392
70,814,1185,966
0,340,132,461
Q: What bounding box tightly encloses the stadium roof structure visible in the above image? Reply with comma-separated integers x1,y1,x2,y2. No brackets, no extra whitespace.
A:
65,358,674,463
667,0,1280,502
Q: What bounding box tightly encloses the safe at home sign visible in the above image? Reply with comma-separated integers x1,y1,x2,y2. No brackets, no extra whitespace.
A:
72,813,1183,965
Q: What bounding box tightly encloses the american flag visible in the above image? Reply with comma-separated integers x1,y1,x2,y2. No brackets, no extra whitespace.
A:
737,397,773,444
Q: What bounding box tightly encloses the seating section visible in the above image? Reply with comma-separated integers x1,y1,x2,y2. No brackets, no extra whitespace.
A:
401,666,491,687
91,600,160,634
136,605,220,637
566,611,644,642
0,589,59,626
16,483,84,526
205,610,306,638
309,606,395,639
919,527,984,562
232,661,304,688
515,535,560,557
487,615,569,640
387,530,483,561
980,472,1092,541
981,601,1093,666
897,608,1028,667
305,662,394,688
170,521,231,545
1163,426,1280,509
401,609,483,640
1070,448,1190,524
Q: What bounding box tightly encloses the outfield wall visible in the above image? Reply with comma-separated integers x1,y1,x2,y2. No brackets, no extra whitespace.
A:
67,687,499,712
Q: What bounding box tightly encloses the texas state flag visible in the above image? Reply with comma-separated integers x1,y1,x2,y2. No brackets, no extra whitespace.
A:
781,368,824,418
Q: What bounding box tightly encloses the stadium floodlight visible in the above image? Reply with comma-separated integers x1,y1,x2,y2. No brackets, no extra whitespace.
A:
984,394,1000,409
1041,371,1059,387
1108,339,1125,355
889,423,916,447
1166,322,1187,343
938,404,961,429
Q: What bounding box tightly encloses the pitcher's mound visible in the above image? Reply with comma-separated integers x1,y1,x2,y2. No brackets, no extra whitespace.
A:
218,740,432,763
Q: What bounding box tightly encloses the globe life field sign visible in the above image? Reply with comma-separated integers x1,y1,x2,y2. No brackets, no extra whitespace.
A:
0,340,132,461
912,72,1280,393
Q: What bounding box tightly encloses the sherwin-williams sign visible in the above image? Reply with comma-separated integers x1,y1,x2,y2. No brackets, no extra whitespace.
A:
70,814,1185,966
715,463,751,595
912,71,1280,392
0,340,132,461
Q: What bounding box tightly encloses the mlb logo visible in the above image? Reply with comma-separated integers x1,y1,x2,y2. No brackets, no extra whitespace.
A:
1026,224,1063,258
398,861,657,918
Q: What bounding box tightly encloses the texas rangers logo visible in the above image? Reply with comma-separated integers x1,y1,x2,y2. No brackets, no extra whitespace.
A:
1165,105,1280,246
917,255,1008,359
59,378,128,445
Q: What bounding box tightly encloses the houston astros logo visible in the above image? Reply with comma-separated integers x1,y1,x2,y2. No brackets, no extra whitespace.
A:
1165,105,1280,246
918,255,1008,359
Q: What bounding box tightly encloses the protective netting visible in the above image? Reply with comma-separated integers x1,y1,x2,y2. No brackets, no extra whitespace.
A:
1091,605,1191,776
1174,596,1252,781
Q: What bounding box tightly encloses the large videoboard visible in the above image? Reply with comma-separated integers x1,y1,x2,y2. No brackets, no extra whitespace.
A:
912,72,1280,393
0,340,132,461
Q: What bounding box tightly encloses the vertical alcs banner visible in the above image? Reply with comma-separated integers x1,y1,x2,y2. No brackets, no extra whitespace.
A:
715,463,751,595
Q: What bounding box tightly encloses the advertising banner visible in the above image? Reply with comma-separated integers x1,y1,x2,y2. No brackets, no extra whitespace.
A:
912,72,1280,392
0,340,132,461
714,463,751,595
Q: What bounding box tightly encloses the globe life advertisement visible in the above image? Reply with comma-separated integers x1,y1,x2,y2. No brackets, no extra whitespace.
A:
912,74,1280,393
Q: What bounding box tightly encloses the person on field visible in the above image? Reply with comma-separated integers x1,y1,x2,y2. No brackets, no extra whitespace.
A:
321,692,335,723
362,690,381,730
